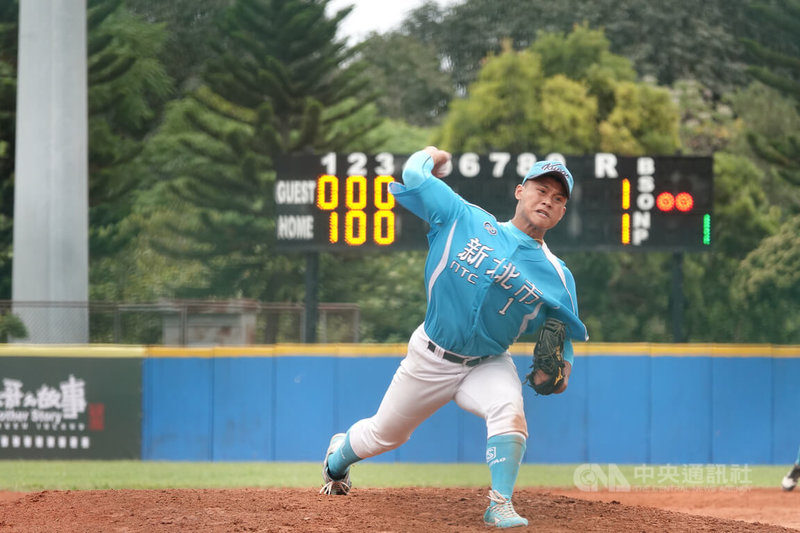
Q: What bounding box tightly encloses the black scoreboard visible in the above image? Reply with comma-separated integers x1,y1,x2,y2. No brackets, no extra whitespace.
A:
274,152,713,252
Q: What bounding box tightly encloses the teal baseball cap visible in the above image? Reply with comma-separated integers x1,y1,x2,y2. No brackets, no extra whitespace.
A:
521,161,574,198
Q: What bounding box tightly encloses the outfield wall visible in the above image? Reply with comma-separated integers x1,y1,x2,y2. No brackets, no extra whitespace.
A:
1,344,798,464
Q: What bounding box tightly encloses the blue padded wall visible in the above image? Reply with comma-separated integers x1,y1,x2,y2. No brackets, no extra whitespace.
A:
141,347,799,464
143,357,213,460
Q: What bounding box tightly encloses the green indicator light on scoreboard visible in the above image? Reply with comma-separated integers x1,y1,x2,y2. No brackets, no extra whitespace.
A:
703,213,711,245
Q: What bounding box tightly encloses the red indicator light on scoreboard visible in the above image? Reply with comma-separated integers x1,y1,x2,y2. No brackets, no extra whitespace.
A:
656,191,694,212
656,192,675,211
675,192,694,212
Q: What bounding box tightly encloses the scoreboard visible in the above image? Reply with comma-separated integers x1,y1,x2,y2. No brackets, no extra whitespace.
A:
274,152,713,252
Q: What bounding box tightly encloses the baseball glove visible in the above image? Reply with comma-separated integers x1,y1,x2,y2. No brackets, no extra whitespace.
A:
524,318,567,395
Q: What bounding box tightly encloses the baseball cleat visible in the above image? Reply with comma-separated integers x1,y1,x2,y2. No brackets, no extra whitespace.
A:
781,464,800,491
320,433,351,495
483,489,528,528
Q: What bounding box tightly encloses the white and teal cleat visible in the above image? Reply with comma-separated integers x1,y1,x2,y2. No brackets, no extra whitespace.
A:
320,433,351,495
483,489,528,528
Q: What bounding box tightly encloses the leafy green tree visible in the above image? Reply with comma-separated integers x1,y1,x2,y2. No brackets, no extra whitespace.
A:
405,0,769,95
670,79,738,155
530,22,636,118
704,1,800,343
357,118,434,154
319,251,428,342
673,79,799,343
682,153,781,341
403,0,552,91
434,27,679,156
356,32,454,126
562,251,673,342
727,82,800,211
0,311,26,341
743,132,800,194
732,214,800,342
435,44,550,152
598,81,680,155
535,75,598,154
742,0,800,105
706,153,780,259
740,0,800,188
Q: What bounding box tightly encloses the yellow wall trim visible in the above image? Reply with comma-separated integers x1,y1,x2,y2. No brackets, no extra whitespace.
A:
0,343,797,359
0,344,146,358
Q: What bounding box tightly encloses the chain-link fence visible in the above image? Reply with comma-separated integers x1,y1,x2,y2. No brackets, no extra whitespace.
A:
0,300,360,345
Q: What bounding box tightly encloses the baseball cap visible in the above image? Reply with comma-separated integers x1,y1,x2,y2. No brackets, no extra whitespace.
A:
521,160,574,198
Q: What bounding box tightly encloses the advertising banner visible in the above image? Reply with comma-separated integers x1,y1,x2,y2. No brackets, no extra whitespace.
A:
0,356,142,459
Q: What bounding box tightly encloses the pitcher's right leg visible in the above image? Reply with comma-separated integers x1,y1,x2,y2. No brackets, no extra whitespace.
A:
348,329,462,459
320,325,466,494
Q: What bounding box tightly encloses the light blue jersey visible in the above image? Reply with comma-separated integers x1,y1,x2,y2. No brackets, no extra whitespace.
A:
389,151,588,363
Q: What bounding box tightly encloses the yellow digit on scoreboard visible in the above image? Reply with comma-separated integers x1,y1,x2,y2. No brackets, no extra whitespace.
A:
311,171,404,248
345,210,367,245
621,178,631,245
621,213,631,245
374,175,395,209
317,174,339,243
328,212,339,244
317,174,338,210
346,175,367,210
374,175,396,246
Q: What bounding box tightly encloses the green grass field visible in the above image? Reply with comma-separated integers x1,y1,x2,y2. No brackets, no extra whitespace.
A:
0,462,789,492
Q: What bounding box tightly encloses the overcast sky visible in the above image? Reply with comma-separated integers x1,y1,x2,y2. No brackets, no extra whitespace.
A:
326,0,459,43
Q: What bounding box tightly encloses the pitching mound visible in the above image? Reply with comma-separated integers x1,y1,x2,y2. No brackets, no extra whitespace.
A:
0,487,797,532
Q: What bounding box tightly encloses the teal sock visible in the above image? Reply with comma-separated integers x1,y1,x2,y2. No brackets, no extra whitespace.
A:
327,431,362,479
795,445,800,465
486,433,526,500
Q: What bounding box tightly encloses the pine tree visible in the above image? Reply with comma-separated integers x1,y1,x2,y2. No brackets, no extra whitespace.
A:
87,0,173,258
0,1,16,299
741,0,800,188
148,0,381,301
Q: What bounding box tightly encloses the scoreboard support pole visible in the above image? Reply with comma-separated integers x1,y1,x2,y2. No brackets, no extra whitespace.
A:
671,252,685,343
303,251,319,343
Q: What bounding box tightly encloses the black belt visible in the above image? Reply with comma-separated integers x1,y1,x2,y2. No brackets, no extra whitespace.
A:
427,341,490,367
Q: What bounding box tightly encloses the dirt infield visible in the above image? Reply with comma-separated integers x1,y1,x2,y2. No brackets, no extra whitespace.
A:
0,487,797,532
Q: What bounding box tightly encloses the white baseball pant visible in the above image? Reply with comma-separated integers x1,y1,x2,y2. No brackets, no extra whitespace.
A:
348,323,528,460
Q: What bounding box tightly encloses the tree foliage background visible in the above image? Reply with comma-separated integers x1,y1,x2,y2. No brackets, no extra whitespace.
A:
1,0,799,343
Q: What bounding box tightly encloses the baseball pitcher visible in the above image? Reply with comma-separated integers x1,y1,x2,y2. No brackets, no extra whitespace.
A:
320,146,588,529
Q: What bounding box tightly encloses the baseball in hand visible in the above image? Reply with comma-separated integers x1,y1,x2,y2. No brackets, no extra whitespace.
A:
435,159,453,178
424,146,452,178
